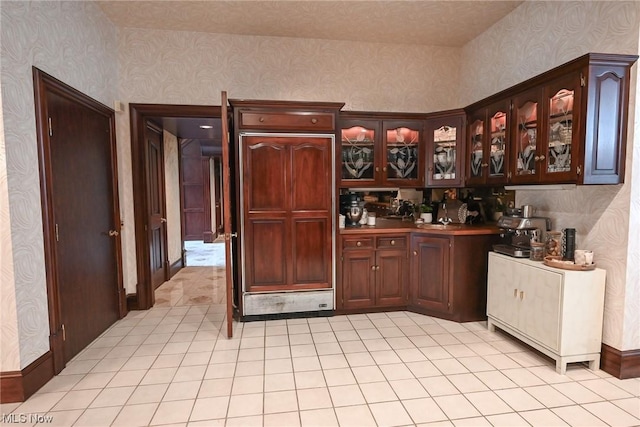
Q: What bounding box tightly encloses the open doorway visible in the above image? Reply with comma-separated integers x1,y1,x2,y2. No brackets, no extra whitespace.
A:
129,104,227,309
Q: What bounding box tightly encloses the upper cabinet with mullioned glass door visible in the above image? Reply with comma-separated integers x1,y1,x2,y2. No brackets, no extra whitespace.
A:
425,110,466,187
466,99,510,186
510,75,582,184
340,118,380,186
339,116,423,187
382,120,423,187
465,53,637,186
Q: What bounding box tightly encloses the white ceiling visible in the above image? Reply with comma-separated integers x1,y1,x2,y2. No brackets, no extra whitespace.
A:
97,0,523,47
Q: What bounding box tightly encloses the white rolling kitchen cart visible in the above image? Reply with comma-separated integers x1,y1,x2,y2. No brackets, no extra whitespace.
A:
487,252,606,374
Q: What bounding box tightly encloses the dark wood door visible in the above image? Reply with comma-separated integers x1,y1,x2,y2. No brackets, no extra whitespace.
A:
376,249,408,306
410,235,451,313
145,122,168,290
180,140,205,240
342,250,376,309
213,156,222,236
221,92,234,338
243,135,333,293
47,91,121,363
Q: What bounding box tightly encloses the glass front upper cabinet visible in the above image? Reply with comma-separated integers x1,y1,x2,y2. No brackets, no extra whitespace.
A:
489,111,507,178
547,89,573,174
426,112,464,187
512,89,540,182
468,118,484,182
384,126,420,182
340,123,377,184
380,120,423,187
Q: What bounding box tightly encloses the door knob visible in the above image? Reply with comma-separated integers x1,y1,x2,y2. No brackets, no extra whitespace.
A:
160,218,167,223
108,230,119,237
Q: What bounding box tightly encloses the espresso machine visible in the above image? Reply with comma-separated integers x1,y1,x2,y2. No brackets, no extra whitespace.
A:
493,215,552,258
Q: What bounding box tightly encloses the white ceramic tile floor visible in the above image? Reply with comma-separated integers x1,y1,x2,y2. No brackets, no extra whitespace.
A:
3,277,640,426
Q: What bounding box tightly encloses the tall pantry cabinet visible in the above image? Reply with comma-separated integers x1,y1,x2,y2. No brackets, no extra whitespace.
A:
229,100,344,318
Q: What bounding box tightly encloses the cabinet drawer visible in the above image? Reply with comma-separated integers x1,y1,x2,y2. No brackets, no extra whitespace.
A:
376,236,407,249
342,237,374,250
239,111,335,131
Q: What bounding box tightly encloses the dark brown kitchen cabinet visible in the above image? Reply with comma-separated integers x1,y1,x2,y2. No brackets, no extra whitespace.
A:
510,76,584,184
339,112,424,188
410,235,450,313
409,233,500,322
341,235,407,309
230,100,344,317
466,99,510,186
425,109,466,187
242,135,333,293
465,53,637,186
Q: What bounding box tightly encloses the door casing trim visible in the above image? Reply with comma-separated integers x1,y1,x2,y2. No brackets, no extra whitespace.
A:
32,67,125,374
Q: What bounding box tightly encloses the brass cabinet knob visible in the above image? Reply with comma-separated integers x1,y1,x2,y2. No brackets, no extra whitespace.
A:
481,163,489,168
259,117,265,122
390,240,396,246
375,167,380,172
160,218,167,223
539,154,546,161
356,241,362,247
371,265,376,270
311,118,318,124
413,250,418,256
383,166,387,172
534,155,540,161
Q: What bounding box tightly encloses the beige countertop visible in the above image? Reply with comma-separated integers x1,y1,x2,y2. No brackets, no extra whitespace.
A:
339,218,501,236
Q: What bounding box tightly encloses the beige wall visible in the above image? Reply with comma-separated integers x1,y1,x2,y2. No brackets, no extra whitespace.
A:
116,28,463,293
460,1,640,350
0,1,117,370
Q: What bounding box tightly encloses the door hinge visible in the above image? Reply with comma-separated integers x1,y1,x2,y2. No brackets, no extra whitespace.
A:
223,232,238,241
447,302,451,308
55,223,59,242
61,324,66,341
48,117,53,137
577,165,582,175
580,73,586,87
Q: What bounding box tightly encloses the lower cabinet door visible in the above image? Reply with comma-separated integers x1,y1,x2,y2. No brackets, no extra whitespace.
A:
410,235,451,313
342,250,376,309
376,249,408,306
518,264,562,351
487,253,520,327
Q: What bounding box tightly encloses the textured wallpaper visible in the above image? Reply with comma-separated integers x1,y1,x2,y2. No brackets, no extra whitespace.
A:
116,28,463,293
460,1,640,350
164,130,182,266
0,1,117,369
0,87,19,372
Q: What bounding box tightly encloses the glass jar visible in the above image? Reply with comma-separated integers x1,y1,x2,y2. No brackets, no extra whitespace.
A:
530,242,545,261
545,231,563,258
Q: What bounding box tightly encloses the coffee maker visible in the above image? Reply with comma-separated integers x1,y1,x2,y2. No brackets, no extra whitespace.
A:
340,192,364,227
493,214,552,258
